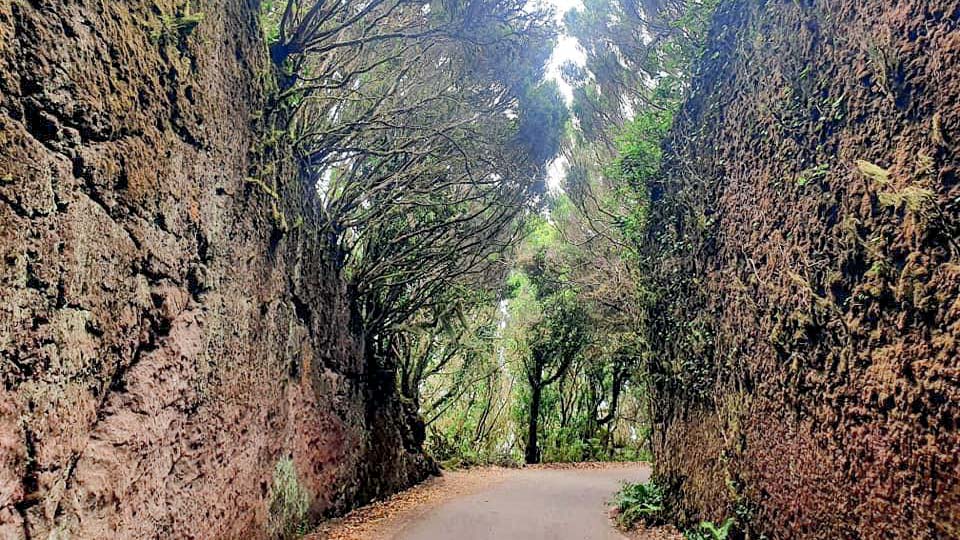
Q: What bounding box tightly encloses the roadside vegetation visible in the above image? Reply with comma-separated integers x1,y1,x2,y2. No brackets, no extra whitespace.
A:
613,480,737,540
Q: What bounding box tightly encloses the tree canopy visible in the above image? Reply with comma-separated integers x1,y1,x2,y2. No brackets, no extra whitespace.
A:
257,0,716,469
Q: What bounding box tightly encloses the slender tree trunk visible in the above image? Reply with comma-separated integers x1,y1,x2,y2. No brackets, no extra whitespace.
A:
525,382,542,464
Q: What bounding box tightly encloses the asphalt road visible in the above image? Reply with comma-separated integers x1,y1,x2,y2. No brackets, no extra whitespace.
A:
392,465,651,540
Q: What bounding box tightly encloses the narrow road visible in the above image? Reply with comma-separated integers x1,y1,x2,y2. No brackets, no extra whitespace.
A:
393,464,650,540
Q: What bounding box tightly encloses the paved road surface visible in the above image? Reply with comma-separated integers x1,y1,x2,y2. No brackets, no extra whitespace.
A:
392,465,651,540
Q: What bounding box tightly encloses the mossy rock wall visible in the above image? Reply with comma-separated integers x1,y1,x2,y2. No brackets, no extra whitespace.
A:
645,1,960,537
0,1,430,537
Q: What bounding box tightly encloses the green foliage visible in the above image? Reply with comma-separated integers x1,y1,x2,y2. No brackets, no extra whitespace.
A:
684,518,735,540
516,80,570,168
429,433,520,470
609,105,675,248
613,480,665,529
416,295,524,468
794,163,830,187
261,1,566,393
267,458,311,540
259,0,283,44
420,199,652,468
152,2,204,45
417,0,720,472
524,216,562,254
563,0,718,259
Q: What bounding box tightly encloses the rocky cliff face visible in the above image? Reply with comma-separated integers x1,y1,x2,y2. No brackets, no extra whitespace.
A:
0,1,430,538
646,1,959,538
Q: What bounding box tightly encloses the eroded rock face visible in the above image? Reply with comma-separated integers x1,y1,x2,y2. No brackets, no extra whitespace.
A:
0,1,430,538
646,1,959,538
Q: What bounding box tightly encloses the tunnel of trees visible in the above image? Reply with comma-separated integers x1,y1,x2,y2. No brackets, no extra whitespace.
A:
254,0,711,468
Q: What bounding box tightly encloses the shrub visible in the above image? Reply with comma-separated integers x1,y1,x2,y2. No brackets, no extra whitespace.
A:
612,480,665,529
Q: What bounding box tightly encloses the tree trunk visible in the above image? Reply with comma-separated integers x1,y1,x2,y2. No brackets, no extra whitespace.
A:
525,383,543,464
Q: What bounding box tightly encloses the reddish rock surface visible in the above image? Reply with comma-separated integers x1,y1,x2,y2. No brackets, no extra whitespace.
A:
0,1,430,538
645,1,960,538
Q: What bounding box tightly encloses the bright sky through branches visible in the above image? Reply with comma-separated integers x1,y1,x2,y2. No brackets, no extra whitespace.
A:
543,0,585,192
545,0,586,104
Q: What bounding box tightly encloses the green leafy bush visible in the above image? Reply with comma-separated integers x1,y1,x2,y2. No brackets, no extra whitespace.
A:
612,480,665,529
685,518,735,540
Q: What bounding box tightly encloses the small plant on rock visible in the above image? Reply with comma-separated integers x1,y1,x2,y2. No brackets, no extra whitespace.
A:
794,163,829,187
267,457,311,539
152,2,205,44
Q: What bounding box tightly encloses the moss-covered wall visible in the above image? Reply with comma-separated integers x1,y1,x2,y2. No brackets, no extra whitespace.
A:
645,1,960,537
0,1,430,537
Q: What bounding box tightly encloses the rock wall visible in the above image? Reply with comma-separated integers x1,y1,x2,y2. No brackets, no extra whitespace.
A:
0,0,430,538
645,1,959,538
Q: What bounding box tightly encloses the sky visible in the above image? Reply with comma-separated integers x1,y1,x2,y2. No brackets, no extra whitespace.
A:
543,0,586,191
545,0,586,104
